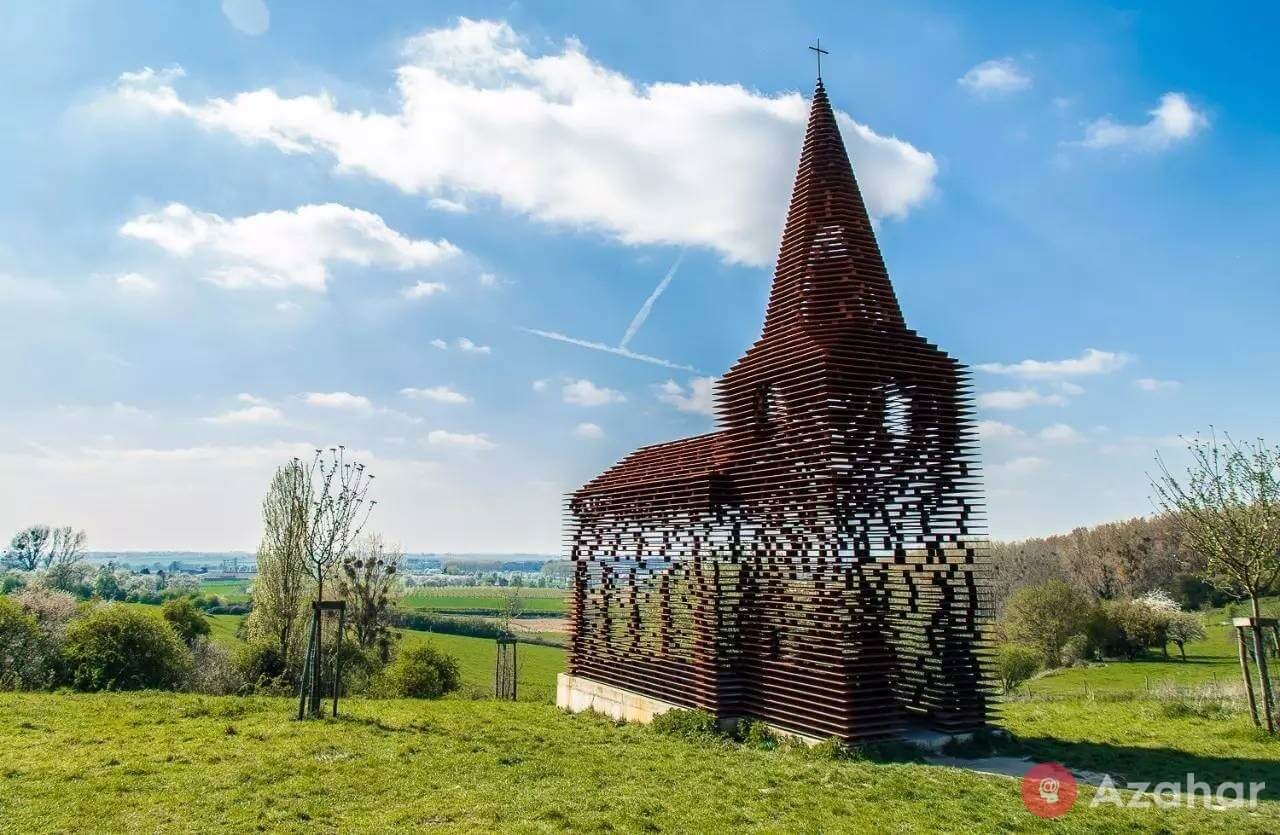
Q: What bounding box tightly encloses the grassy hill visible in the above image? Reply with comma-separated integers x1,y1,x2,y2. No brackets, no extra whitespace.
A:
3,691,1277,833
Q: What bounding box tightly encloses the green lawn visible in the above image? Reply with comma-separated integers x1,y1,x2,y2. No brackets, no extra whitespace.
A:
2,691,1276,833
401,586,566,616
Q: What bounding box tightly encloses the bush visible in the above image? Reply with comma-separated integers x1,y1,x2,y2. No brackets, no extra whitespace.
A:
1100,600,1167,660
377,643,461,699
162,597,211,646
1061,633,1091,666
13,586,78,638
0,596,49,689
1000,581,1092,667
182,639,244,695
650,708,721,740
61,604,190,691
995,644,1042,693
733,718,778,749
235,639,294,694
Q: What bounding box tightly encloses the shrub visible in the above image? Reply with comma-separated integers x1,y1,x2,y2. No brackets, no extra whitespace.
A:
995,644,1042,693
378,643,461,699
1,572,27,594
235,639,294,694
162,597,211,646
1101,600,1167,660
61,604,190,691
1000,581,1092,667
1061,633,1091,667
0,596,49,689
650,708,721,740
183,639,244,695
733,718,778,749
13,586,78,638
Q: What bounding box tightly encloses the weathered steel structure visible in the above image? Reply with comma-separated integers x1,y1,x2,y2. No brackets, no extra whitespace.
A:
563,78,991,741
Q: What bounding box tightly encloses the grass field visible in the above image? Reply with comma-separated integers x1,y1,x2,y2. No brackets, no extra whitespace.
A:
401,586,566,616
1026,597,1278,696
2,691,1276,832
197,578,251,603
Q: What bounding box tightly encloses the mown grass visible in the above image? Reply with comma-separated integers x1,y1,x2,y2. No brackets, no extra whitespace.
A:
197,578,252,603
3,691,1276,833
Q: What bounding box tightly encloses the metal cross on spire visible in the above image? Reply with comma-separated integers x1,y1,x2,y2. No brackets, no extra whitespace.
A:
809,38,829,80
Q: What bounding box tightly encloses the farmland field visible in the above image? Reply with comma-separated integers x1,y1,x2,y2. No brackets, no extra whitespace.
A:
197,577,251,603
401,586,567,616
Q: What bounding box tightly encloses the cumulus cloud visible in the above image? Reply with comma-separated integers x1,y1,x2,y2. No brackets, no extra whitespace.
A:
978,348,1131,379
303,391,373,412
1038,423,1083,443
110,18,937,266
121,202,458,291
430,338,449,350
656,376,717,416
957,58,1031,96
428,197,469,213
1078,93,1208,152
991,456,1048,476
978,389,1068,410
402,280,448,300
456,337,490,354
977,420,1022,440
562,378,625,407
574,422,604,440
400,385,470,404
531,379,549,393
114,272,158,293
427,429,495,450
204,404,285,425
1135,377,1181,392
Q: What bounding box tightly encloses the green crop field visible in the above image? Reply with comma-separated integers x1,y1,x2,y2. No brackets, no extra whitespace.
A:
401,586,567,616
2,691,1276,833
197,578,252,603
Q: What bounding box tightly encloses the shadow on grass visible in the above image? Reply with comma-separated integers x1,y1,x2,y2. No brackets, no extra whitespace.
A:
988,732,1280,799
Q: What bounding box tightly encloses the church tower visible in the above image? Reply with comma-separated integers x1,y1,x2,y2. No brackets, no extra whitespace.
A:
561,76,991,741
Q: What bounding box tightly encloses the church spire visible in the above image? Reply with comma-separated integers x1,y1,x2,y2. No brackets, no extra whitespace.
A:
761,78,904,339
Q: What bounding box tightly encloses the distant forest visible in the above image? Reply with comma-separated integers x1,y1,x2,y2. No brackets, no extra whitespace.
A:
990,514,1240,613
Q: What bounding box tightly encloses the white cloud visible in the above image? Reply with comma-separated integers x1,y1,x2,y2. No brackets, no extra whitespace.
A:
400,385,470,404
656,376,717,416
303,391,373,412
992,456,1048,476
430,338,448,350
237,393,271,406
978,348,1131,379
977,420,1022,440
427,197,469,213
574,422,604,440
221,0,270,36
114,272,158,293
1038,423,1083,443
121,202,458,291
562,378,625,407
204,404,285,425
456,337,490,355
111,18,937,266
1056,381,1086,396
531,379,549,393
478,272,498,288
1135,377,1181,392
957,58,1032,96
1079,93,1208,152
402,280,448,300
427,429,495,450
978,389,1068,410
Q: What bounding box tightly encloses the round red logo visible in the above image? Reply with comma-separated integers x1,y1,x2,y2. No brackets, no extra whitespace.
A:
1021,762,1078,819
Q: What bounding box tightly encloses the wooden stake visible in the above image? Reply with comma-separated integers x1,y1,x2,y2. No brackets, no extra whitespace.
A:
1239,626,1261,728
1250,623,1276,734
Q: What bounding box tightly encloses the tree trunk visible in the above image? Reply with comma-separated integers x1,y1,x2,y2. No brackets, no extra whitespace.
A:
1178,642,1186,662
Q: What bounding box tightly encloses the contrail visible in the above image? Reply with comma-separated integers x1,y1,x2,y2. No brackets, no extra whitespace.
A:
523,328,698,372
620,252,683,349
524,253,697,371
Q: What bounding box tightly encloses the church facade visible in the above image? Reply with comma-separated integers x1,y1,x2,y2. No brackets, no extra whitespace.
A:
559,78,991,741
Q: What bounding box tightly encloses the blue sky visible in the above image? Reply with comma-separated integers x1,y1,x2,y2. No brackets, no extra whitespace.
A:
1,1,1276,552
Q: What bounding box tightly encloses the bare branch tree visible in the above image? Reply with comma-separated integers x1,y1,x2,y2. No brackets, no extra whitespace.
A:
45,526,87,568
1151,430,1280,619
302,446,377,602
3,525,52,571
338,534,403,661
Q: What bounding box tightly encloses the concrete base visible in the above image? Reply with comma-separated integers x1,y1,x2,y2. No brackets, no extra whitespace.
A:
557,674,984,751
557,673,686,724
